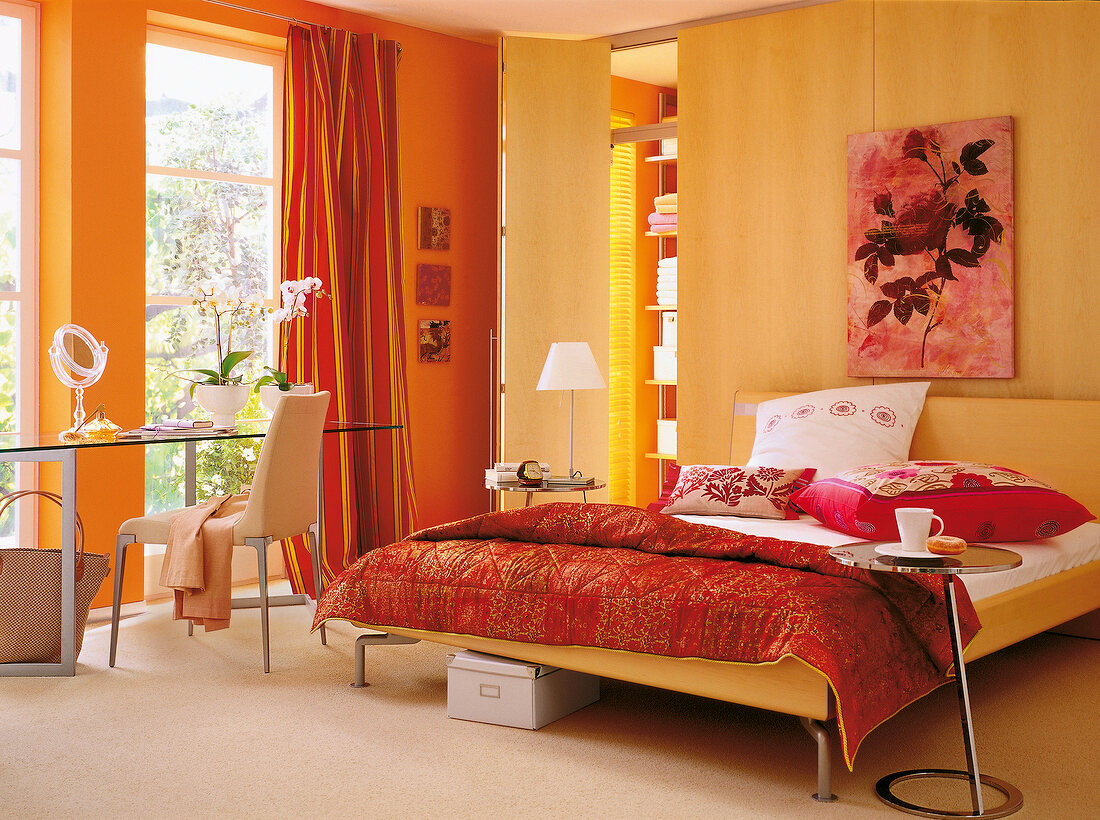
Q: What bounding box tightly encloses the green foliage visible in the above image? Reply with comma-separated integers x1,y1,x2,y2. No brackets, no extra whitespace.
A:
145,95,273,509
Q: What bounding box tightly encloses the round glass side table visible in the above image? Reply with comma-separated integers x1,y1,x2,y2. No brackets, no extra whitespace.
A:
486,479,606,507
829,543,1025,819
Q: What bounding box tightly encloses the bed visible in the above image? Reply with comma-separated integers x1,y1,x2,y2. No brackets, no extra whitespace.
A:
314,393,1100,799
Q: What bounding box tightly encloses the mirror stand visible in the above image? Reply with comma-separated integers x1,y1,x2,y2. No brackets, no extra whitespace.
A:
48,323,109,441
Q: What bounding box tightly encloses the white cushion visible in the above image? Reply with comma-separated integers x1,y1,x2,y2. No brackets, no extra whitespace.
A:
746,382,930,481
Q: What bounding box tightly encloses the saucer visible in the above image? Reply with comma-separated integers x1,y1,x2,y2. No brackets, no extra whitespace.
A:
874,542,940,558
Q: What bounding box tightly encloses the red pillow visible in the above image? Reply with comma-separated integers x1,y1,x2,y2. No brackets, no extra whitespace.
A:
663,465,816,520
791,461,1095,542
647,462,681,512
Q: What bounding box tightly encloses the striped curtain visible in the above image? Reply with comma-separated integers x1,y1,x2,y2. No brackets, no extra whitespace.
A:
279,25,417,597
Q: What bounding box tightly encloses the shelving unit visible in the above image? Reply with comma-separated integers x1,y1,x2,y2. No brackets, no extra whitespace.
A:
647,93,677,481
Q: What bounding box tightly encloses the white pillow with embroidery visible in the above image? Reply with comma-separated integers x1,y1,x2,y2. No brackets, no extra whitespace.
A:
746,382,930,481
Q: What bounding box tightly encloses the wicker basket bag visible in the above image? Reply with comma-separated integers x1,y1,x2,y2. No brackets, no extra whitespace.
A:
0,489,110,664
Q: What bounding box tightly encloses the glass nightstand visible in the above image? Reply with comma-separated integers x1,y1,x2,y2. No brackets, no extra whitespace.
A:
829,543,1024,819
485,479,605,507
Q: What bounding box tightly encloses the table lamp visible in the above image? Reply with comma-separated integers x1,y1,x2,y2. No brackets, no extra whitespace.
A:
536,342,605,480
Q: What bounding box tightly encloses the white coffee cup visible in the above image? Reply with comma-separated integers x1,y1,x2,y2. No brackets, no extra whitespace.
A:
895,507,945,553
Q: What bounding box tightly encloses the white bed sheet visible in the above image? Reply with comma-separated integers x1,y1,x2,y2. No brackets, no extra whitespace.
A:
672,514,1100,602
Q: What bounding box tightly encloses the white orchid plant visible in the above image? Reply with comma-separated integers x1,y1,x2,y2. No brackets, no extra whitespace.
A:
176,285,264,398
255,277,328,392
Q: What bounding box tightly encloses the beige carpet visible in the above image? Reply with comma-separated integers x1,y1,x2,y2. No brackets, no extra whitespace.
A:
2,593,1098,819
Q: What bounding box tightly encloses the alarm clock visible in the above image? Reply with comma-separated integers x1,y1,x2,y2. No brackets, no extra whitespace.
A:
516,460,544,486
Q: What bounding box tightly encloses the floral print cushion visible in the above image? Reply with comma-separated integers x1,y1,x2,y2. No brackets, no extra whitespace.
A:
792,460,1095,542
662,465,815,519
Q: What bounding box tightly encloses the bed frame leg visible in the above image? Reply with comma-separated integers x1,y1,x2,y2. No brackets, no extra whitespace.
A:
351,631,421,688
800,716,838,802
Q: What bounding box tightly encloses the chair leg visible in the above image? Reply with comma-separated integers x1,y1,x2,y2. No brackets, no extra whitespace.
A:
248,537,272,673
110,534,135,667
307,527,327,646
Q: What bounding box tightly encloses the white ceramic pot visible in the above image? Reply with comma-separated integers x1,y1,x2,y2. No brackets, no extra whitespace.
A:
258,382,314,414
193,383,251,428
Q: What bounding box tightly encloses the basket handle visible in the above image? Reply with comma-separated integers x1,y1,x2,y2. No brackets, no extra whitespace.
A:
0,489,89,582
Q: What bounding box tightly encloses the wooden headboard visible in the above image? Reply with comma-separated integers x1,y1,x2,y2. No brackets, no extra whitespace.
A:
729,393,1100,517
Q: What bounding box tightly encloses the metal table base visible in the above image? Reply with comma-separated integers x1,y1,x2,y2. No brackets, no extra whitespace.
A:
875,575,1023,818
876,768,1023,818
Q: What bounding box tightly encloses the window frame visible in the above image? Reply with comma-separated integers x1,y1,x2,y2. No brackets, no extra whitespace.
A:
0,0,39,548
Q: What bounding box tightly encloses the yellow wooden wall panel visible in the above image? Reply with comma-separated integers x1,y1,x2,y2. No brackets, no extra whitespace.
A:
502,38,611,492
874,0,1100,399
677,0,1099,466
677,1,874,464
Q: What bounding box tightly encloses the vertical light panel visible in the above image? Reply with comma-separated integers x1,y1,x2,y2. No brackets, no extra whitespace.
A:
608,111,637,505
502,37,610,496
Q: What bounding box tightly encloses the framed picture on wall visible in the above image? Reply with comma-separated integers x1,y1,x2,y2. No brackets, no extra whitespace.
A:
847,116,1014,378
418,319,451,363
416,263,451,306
417,206,451,250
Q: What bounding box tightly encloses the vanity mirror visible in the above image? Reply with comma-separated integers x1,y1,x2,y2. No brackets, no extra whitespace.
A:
48,324,109,440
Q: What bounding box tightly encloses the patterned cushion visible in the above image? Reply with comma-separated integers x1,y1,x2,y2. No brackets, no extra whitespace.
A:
663,465,816,519
791,460,1095,542
747,382,930,480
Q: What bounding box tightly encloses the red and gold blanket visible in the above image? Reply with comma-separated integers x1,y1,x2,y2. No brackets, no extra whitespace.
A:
315,503,979,767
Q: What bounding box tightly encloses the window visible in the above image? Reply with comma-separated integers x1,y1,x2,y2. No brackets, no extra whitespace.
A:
144,29,282,512
0,1,37,547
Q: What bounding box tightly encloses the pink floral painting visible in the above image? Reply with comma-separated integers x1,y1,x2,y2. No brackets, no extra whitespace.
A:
847,116,1014,377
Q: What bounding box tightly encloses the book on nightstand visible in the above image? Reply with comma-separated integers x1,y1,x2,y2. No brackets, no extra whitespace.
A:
545,475,595,486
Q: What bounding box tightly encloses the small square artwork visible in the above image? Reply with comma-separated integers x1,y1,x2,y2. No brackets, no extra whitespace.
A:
416,264,452,306
417,206,451,250
847,116,1014,378
418,319,451,363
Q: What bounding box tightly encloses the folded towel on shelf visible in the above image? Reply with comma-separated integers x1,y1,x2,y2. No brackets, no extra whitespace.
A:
656,204,677,215
650,224,678,235
657,279,678,290
647,212,678,226
657,256,678,269
654,193,678,208
656,288,678,297
656,294,677,306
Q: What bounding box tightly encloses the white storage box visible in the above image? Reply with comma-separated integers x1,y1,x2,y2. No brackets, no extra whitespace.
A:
653,346,677,381
660,312,677,347
656,419,677,455
446,650,600,730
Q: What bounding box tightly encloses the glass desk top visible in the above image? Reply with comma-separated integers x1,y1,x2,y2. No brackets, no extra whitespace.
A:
0,420,401,455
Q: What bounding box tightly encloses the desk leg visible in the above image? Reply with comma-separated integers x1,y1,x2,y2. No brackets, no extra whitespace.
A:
0,448,77,677
525,491,533,507
945,574,983,815
59,448,77,676
184,440,197,508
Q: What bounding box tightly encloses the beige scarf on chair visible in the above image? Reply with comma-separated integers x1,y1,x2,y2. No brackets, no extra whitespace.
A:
160,493,249,632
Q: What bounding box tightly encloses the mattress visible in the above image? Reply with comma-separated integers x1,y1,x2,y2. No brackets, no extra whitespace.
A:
673,515,1100,602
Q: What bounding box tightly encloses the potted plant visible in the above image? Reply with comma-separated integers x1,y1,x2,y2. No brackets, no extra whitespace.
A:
177,286,263,427
256,276,327,413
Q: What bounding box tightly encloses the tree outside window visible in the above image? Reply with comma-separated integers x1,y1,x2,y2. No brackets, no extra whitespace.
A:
145,32,282,513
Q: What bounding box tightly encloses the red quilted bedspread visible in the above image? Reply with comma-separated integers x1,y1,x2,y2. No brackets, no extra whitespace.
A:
315,503,979,767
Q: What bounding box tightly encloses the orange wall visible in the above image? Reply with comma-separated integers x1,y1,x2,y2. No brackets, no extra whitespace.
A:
37,0,499,605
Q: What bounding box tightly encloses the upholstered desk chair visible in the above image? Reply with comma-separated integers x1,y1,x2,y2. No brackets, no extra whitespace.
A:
110,391,331,673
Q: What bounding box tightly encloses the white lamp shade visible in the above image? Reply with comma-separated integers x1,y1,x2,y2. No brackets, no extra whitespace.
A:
536,342,605,391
